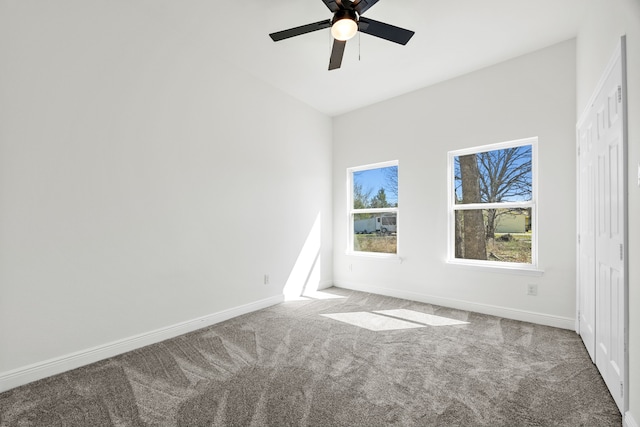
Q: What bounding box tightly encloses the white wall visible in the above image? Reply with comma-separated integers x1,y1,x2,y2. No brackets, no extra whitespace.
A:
576,0,640,424
0,1,332,379
333,40,577,328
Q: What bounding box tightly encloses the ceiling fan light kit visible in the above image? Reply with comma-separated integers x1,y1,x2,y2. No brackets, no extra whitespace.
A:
269,0,414,70
331,10,358,41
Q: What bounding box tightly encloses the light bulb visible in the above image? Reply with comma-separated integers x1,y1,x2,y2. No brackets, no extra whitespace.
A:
331,18,358,41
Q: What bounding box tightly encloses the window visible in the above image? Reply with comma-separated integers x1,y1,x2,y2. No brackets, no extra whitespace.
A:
448,138,537,269
348,161,398,256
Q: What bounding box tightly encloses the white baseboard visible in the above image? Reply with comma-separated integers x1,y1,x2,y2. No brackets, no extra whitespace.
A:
0,294,284,393
625,411,639,427
333,281,575,330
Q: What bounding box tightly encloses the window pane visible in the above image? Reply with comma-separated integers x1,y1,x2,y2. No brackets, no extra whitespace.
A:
353,165,398,209
454,145,532,204
353,213,397,254
454,208,532,263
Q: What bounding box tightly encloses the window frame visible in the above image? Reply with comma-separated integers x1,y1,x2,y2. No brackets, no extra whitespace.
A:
347,160,399,258
447,137,540,273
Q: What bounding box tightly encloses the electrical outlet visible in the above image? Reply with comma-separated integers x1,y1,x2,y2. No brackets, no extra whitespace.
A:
527,284,538,296
264,274,270,285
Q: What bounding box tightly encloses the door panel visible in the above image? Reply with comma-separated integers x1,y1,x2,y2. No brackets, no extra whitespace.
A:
577,38,626,413
578,122,596,361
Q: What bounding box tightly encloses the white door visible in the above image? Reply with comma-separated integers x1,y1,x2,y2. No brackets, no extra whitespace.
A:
577,37,627,413
577,121,596,361
594,51,626,412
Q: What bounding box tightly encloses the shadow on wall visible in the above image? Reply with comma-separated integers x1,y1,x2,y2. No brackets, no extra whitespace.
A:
283,212,322,300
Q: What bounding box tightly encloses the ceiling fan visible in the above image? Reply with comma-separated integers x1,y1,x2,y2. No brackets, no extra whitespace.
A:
269,0,415,70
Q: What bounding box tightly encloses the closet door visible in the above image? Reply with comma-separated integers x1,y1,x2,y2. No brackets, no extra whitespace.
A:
577,37,627,413
594,44,626,412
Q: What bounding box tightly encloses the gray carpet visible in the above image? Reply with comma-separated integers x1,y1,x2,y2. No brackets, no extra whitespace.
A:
0,288,621,426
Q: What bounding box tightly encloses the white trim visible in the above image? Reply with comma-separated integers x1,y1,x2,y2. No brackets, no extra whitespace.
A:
575,119,581,336
625,411,639,427
348,159,399,173
352,207,397,214
346,252,403,263
446,259,544,276
621,34,629,417
453,201,534,211
333,280,574,330
0,294,284,393
449,136,538,157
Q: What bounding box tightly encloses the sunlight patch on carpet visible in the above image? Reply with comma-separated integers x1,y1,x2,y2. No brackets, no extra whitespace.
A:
285,290,348,301
321,309,469,331
321,312,425,331
374,309,469,326
304,290,347,300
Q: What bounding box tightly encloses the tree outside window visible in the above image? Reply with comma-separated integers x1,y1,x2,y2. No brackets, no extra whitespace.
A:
449,138,536,266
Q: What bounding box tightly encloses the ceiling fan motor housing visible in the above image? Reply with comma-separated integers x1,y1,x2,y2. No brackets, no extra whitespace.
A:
332,9,358,25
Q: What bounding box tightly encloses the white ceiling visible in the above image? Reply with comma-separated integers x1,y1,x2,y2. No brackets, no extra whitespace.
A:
213,0,585,116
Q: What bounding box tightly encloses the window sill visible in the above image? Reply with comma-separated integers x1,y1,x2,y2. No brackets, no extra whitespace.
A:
346,252,403,263
446,259,544,276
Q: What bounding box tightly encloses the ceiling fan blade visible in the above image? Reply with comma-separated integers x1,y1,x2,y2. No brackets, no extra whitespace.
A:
321,0,340,12
269,19,332,42
358,17,414,45
328,39,347,70
351,0,379,15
